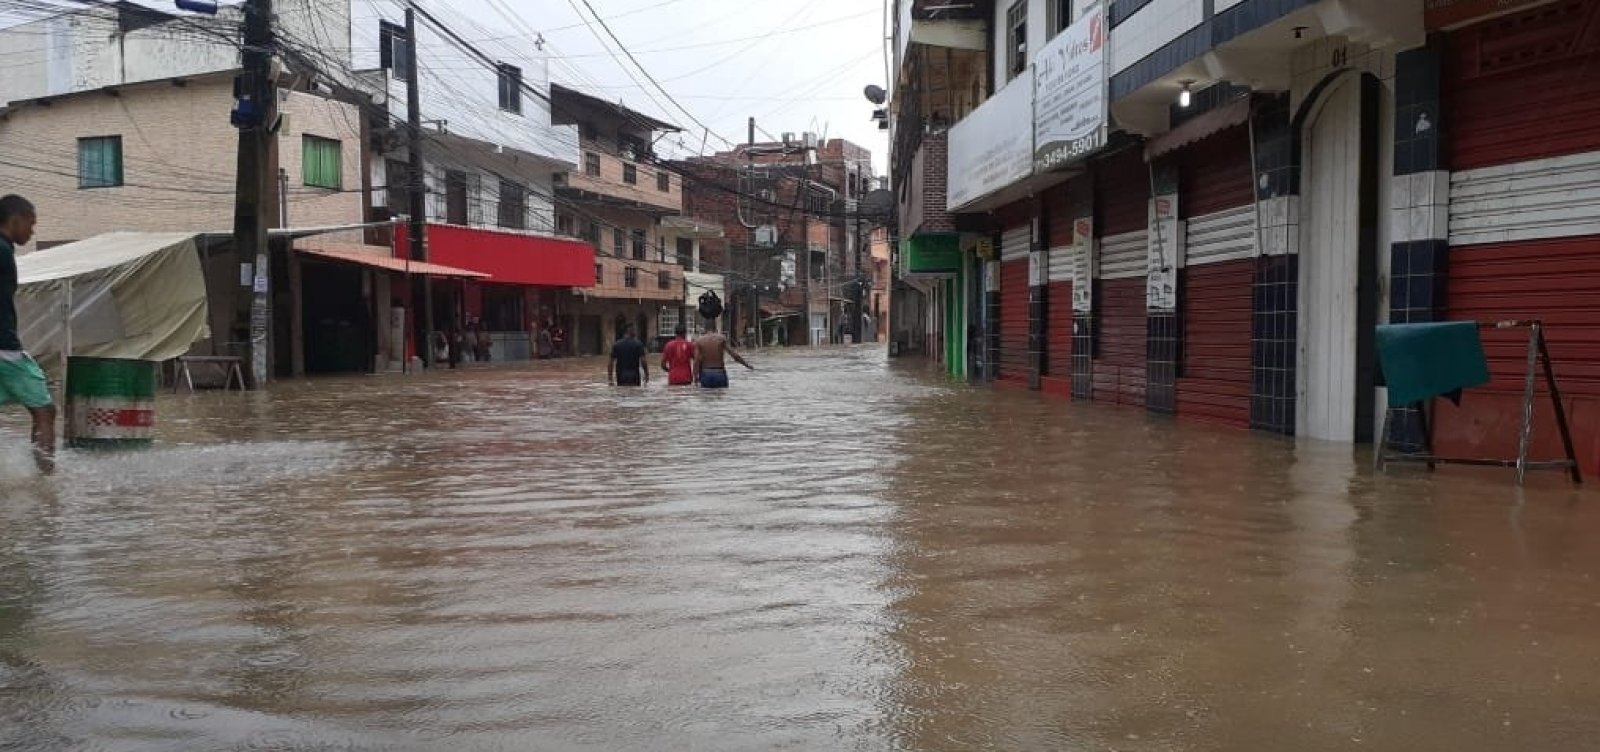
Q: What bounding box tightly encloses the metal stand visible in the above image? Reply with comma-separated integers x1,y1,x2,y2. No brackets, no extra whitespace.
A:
1377,320,1581,485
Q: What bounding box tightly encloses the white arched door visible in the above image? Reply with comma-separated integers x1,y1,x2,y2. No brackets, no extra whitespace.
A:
1299,76,1363,442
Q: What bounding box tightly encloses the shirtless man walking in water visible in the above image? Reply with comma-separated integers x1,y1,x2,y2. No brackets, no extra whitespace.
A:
693,318,753,389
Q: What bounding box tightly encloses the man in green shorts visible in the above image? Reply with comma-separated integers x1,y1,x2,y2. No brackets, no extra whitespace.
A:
0,195,55,474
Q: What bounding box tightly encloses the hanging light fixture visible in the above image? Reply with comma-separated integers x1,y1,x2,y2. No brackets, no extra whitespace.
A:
1178,80,1194,108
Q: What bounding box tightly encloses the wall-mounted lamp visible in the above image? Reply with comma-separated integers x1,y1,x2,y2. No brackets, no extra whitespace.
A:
1178,80,1194,108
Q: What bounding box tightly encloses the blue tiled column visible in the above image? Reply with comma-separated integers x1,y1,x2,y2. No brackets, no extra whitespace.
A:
1146,165,1181,415
1250,94,1300,435
1385,39,1451,450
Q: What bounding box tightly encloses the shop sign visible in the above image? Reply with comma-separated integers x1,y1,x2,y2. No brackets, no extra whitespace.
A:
947,68,1035,211
1072,217,1095,313
904,234,963,274
1146,194,1181,312
1034,10,1108,172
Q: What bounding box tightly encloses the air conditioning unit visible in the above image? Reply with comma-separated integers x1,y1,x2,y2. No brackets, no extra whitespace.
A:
755,225,777,248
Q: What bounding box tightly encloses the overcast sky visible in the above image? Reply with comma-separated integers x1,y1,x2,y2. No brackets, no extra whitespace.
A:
0,0,892,172
453,0,892,173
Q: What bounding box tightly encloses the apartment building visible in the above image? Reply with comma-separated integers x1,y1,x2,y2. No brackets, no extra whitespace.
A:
891,0,1600,474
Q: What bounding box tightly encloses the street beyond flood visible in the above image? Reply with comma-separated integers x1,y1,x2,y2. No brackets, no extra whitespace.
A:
2,348,1599,751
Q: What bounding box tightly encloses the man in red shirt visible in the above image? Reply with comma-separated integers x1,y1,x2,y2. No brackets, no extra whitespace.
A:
661,325,696,386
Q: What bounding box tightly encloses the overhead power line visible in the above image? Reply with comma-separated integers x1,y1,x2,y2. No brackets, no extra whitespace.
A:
568,0,739,149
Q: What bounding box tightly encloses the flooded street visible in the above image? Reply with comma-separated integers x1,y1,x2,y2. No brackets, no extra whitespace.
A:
3,348,1600,751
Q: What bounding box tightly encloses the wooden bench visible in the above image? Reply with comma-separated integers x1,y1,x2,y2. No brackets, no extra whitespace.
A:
172,356,246,393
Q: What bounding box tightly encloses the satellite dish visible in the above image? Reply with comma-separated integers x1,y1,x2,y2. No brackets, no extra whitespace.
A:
863,85,888,105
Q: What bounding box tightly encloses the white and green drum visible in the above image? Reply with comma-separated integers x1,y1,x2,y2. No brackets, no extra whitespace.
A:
65,357,157,449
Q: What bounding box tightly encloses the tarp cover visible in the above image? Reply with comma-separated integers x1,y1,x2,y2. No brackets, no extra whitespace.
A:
15,232,209,371
1375,321,1492,407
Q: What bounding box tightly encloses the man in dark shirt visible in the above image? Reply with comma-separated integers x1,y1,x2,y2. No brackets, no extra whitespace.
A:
0,195,55,474
608,324,650,387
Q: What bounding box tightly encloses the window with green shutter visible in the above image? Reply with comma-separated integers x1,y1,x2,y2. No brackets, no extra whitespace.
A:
302,135,342,189
77,136,123,189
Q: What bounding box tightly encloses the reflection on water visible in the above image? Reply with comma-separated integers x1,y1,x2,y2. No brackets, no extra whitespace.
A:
1,349,1598,751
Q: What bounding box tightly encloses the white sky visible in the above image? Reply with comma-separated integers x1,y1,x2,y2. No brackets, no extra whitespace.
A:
450,0,892,173
0,0,892,171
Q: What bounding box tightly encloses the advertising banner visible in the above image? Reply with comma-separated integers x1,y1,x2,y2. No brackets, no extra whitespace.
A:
947,69,1035,210
1071,217,1095,314
1146,194,1182,312
1034,11,1108,172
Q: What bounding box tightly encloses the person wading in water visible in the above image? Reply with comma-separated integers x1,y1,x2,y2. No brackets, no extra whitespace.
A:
660,325,695,387
693,318,752,389
608,324,650,387
0,195,55,474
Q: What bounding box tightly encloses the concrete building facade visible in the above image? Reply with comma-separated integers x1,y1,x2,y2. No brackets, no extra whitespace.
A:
891,0,1600,475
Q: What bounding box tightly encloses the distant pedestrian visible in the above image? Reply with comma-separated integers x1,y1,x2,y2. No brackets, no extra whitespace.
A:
431,330,449,366
475,327,493,362
608,324,649,387
536,325,554,359
660,325,695,387
0,195,55,475
693,318,753,389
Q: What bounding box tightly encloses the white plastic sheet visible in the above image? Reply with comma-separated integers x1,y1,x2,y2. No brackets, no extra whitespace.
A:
14,232,210,375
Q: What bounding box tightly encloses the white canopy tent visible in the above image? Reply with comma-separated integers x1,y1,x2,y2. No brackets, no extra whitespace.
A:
14,232,210,377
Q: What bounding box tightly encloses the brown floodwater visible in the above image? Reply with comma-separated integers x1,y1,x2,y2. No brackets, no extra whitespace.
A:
1,347,1598,751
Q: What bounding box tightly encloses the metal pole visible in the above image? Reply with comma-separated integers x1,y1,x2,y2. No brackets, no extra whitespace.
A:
748,116,756,348
405,6,435,368
1536,325,1583,484
1515,323,1540,484
235,0,277,388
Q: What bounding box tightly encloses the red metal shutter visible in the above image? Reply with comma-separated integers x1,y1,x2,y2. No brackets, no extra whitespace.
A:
1173,125,1255,427
1434,238,1600,474
1043,280,1073,396
1178,126,1254,219
1095,278,1146,405
997,259,1031,385
1095,148,1149,236
1177,259,1253,428
1446,1,1600,171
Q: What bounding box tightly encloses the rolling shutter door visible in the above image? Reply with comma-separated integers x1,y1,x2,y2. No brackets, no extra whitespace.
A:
997,225,1031,385
1434,1,1600,472
1178,258,1253,427
1096,231,1147,405
1437,239,1600,472
1445,1,1600,172
1175,125,1257,428
1093,149,1151,406
1044,249,1074,388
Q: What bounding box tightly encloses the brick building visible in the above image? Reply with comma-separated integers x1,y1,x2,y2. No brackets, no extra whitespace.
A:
673,136,877,346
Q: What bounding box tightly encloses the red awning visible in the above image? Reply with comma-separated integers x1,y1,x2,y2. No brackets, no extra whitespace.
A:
1144,98,1252,161
395,224,596,287
296,243,489,278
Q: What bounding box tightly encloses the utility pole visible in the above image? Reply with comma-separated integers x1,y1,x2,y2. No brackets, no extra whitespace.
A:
405,6,436,367
747,115,756,348
852,211,865,343
234,0,278,388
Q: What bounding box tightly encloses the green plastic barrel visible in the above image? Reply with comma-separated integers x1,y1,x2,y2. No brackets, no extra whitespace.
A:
65,357,158,450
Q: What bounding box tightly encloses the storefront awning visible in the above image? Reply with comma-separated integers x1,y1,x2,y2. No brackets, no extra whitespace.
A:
395,224,595,287
1144,98,1251,161
296,242,489,278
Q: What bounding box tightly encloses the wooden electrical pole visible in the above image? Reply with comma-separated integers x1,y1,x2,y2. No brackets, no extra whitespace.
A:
234,0,279,388
404,6,436,367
